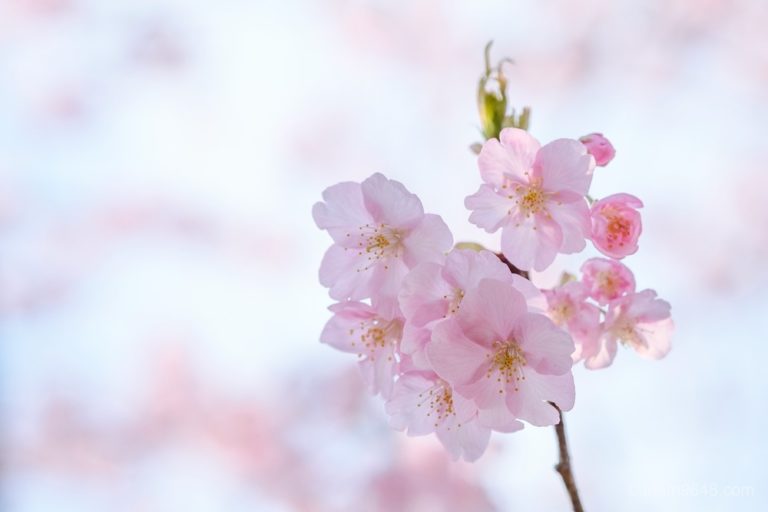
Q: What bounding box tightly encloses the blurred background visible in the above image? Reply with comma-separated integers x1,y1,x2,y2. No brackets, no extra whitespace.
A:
1,0,767,510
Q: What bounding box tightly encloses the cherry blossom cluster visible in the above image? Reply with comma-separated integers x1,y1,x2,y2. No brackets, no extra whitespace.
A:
313,128,673,461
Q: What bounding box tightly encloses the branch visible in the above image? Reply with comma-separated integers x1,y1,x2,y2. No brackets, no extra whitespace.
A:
551,402,585,512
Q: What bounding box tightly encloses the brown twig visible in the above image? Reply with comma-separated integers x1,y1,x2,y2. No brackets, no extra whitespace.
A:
551,402,584,512
494,252,529,280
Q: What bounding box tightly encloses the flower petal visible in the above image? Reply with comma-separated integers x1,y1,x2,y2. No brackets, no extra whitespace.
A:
465,185,513,233
428,320,489,387
361,173,424,228
535,139,594,195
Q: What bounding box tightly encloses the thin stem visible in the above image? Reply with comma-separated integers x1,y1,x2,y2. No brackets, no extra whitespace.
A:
551,402,585,512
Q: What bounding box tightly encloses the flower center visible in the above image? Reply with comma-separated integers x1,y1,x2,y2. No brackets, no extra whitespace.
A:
349,317,402,362
486,339,527,392
346,223,404,271
510,182,548,217
550,301,574,325
443,288,465,317
603,210,630,248
417,380,457,427
597,271,618,297
614,320,641,348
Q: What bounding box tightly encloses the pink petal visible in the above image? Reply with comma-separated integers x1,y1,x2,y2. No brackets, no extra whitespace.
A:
374,353,396,398
402,213,453,268
535,139,594,195
312,181,372,243
627,289,671,323
465,184,513,233
585,337,618,369
400,321,428,353
547,198,591,253
593,192,644,210
436,418,491,462
505,371,575,426
428,320,489,387
459,279,528,343
369,258,411,318
318,244,371,300
478,128,540,186
500,214,563,272
634,317,674,360
477,403,525,433
320,302,372,353
509,274,548,313
517,313,575,375
398,262,451,327
385,373,437,435
443,249,511,290
361,173,424,228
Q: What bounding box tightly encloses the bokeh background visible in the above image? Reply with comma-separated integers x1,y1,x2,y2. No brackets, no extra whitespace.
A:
2,0,767,510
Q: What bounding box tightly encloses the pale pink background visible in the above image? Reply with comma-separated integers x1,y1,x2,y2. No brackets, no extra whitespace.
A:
1,0,766,510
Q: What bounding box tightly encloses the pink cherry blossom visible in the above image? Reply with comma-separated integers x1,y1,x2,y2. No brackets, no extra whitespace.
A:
542,281,602,363
313,173,453,315
465,128,594,271
579,133,615,167
398,249,513,327
588,289,673,369
386,371,500,462
580,257,635,305
589,193,643,259
398,249,546,363
428,279,575,427
320,301,403,398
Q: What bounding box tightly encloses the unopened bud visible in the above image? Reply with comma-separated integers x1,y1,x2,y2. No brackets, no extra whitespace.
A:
579,133,615,167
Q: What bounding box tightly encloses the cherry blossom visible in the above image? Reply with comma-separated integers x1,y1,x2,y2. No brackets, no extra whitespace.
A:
589,290,673,369
465,128,594,271
589,193,643,259
579,133,615,166
428,279,575,427
313,172,453,315
398,248,546,365
580,257,635,305
386,371,499,462
320,301,403,398
543,281,602,364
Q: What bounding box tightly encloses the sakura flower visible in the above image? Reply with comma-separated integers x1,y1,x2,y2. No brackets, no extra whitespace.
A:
465,128,594,271
313,173,453,315
397,249,546,364
543,281,602,363
320,301,403,398
580,257,635,305
589,290,673,369
398,249,519,327
428,279,575,427
579,133,615,167
386,371,503,462
589,193,643,259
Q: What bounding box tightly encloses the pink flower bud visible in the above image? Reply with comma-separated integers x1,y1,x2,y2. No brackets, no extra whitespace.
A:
589,193,643,259
579,133,615,167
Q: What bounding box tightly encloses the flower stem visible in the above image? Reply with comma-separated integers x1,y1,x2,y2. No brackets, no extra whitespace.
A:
551,402,585,512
